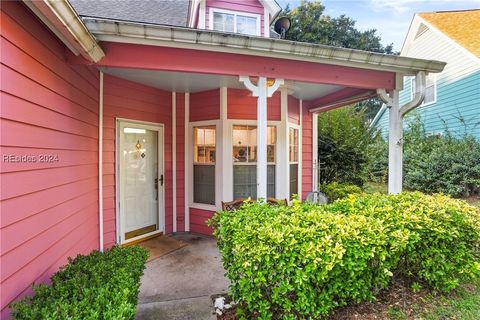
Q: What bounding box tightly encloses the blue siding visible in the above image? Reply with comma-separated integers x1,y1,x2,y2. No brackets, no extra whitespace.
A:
375,70,480,139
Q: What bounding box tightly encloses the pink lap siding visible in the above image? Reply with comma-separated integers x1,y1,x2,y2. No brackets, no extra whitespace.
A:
0,2,99,316
227,89,281,120
302,104,314,199
176,93,186,232
102,74,173,243
190,208,215,235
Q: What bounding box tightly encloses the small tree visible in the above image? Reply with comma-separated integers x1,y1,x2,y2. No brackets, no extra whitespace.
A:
318,106,376,186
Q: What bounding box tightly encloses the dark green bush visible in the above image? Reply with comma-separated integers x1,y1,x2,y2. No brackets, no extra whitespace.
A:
320,181,363,202
403,123,480,197
318,107,376,186
370,118,480,197
11,245,149,320
210,193,480,319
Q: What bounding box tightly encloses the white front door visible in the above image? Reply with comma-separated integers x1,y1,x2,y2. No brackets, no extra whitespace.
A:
118,120,164,244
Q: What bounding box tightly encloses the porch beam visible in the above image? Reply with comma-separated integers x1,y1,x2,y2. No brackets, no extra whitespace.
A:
239,76,284,199
68,42,396,90
305,87,377,113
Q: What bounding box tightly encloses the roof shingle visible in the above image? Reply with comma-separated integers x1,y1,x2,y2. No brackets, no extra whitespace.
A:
419,9,480,58
70,0,190,27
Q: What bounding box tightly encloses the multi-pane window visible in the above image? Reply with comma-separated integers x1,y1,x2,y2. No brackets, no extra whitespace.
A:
232,125,276,199
213,11,258,36
193,126,216,205
289,128,299,197
412,74,436,105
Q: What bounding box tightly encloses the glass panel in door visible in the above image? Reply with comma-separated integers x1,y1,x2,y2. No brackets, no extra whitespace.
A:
122,127,159,240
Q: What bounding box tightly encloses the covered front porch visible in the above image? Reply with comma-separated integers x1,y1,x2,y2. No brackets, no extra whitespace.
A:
74,17,445,248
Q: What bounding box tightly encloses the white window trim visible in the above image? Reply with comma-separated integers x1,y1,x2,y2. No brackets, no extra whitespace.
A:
288,124,301,198
208,7,261,36
188,119,221,212
229,121,280,199
411,74,437,107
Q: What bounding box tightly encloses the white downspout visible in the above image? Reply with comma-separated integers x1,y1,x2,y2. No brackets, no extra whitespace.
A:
98,71,104,251
172,92,177,233
184,93,190,232
312,112,318,193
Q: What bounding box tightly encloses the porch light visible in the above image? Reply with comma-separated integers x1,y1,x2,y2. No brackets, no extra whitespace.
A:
247,77,278,87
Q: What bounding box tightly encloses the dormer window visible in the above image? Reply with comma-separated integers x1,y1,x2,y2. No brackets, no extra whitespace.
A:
210,9,260,36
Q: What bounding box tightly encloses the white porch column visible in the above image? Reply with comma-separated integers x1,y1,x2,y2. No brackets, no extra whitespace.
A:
387,90,402,194
239,76,283,199
257,77,268,198
377,71,426,194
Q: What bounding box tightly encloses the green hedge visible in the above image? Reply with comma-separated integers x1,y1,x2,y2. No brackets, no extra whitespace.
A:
210,193,480,319
11,245,149,320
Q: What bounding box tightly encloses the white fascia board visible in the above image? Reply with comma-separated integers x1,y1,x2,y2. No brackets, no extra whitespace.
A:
259,0,282,20
24,0,104,62
400,14,420,56
83,18,446,75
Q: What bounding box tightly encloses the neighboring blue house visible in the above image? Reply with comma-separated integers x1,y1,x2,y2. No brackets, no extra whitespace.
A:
372,9,480,139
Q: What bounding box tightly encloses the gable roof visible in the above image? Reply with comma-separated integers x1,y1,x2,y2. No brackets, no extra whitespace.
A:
418,9,480,58
70,0,190,27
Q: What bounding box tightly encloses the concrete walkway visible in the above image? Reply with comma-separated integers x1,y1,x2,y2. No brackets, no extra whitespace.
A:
136,233,230,320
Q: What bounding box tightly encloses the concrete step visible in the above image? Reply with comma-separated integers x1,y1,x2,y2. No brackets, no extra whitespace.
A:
136,296,216,320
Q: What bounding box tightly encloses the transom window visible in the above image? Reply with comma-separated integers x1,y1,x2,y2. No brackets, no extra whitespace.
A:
193,126,216,205
232,125,276,199
212,9,259,36
289,128,299,198
412,74,436,106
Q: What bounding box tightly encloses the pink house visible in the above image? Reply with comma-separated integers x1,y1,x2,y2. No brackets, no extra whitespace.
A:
0,0,445,316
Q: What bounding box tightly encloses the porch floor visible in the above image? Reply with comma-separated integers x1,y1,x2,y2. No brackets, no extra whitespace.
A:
136,233,229,319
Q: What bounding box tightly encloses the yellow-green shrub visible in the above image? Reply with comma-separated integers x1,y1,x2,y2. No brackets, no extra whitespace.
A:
210,193,480,319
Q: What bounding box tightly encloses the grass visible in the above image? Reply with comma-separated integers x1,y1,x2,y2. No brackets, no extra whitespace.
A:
393,280,480,320
330,279,480,320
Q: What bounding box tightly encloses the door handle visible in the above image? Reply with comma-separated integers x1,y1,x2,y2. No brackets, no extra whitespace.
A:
160,174,164,186
154,177,159,200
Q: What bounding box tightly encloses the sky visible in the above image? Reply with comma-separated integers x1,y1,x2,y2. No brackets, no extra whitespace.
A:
276,0,480,51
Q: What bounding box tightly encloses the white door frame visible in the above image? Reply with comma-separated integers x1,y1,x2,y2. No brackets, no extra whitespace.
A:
116,118,165,245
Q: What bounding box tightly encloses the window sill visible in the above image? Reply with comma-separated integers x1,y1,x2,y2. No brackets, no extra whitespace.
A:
189,203,218,212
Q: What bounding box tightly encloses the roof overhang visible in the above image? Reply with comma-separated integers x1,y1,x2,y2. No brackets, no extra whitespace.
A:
259,0,282,20
82,17,446,76
22,0,104,62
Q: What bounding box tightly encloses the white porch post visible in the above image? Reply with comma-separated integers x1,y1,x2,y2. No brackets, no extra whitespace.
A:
257,77,268,198
239,76,283,199
387,90,402,194
377,71,426,194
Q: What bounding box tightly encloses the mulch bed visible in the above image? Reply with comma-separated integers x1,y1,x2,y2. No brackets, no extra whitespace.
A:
217,278,442,320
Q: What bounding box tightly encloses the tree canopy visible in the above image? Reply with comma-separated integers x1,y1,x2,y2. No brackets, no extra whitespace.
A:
282,1,394,54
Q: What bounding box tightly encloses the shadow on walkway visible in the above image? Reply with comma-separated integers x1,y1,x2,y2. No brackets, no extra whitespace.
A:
136,233,229,320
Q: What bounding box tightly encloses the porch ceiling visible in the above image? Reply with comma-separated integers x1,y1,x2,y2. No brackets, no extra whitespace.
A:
103,67,344,101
